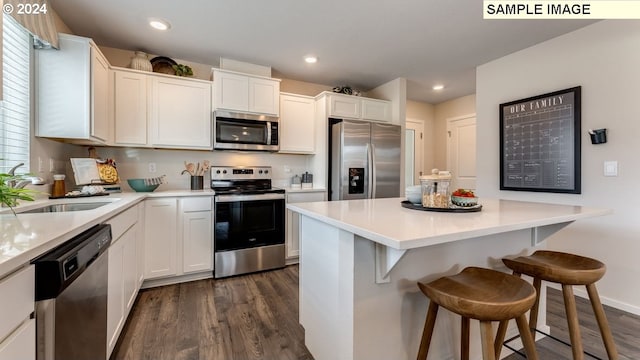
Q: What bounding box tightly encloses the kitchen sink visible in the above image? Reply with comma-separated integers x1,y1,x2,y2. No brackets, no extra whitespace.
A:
19,202,111,214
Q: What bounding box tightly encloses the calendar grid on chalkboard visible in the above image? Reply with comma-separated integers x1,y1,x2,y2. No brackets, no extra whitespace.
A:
499,86,581,194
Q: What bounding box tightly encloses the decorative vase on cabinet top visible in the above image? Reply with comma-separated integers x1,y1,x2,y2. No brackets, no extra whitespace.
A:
129,51,152,72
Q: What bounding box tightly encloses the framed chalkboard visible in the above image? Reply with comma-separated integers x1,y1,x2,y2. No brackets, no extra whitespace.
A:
499,86,581,194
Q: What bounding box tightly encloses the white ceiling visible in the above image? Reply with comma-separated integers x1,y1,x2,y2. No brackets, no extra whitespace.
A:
50,0,596,104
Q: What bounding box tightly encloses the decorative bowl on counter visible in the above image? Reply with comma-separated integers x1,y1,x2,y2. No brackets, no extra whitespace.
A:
451,195,478,207
127,179,160,192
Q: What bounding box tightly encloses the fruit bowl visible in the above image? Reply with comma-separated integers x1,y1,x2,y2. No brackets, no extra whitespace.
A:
127,179,160,192
451,195,478,207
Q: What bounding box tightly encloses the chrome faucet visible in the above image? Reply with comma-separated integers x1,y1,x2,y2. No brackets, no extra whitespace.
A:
7,162,24,176
5,163,32,189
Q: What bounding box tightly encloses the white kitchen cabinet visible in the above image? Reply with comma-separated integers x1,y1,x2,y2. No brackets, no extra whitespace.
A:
329,93,361,119
150,76,212,149
106,204,141,357
213,69,280,116
0,265,35,360
0,319,35,360
279,93,316,154
324,92,392,122
36,33,110,144
144,198,178,279
361,98,391,122
286,191,327,260
181,197,213,274
112,69,148,146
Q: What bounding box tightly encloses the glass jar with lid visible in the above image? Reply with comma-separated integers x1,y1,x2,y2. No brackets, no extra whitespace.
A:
419,169,452,208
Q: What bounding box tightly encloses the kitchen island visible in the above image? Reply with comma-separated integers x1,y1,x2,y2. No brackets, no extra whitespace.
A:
286,197,610,360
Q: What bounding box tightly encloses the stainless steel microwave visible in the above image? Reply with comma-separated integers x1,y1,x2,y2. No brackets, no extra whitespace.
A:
214,111,279,151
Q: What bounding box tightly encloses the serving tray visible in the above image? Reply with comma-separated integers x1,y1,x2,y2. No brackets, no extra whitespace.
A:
401,200,482,213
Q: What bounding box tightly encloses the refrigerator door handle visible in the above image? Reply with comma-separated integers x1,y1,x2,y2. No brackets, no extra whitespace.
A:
370,143,377,198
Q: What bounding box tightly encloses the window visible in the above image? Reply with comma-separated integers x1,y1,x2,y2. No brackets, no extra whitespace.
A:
1,14,31,174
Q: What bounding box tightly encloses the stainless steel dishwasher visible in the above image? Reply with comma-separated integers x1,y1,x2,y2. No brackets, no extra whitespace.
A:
32,224,112,360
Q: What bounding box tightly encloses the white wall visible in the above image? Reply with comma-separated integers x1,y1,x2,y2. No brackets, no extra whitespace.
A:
476,20,640,314
406,100,435,173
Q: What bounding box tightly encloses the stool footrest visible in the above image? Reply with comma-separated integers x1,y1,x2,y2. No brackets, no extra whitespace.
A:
503,329,603,359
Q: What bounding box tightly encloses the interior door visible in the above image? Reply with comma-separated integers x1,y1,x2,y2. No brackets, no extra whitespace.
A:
372,122,401,198
447,115,477,190
405,120,424,186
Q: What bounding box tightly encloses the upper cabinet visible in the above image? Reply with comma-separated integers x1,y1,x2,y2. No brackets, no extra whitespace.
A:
111,67,212,150
213,69,280,116
150,76,212,149
323,92,391,122
36,34,110,144
279,93,315,154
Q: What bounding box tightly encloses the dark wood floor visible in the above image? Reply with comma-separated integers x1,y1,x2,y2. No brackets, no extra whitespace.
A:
112,266,640,360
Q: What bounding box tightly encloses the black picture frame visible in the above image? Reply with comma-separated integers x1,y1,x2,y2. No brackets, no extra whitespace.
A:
499,86,581,194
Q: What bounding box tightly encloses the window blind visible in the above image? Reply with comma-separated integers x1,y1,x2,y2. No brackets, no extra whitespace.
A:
1,14,31,174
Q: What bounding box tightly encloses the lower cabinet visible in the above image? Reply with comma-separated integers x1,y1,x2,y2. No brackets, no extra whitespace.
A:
106,204,142,358
144,196,213,282
0,266,35,360
144,198,178,279
286,191,327,260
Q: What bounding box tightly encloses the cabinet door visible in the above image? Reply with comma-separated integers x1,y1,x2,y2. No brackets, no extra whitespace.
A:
150,76,212,149
182,210,213,273
91,46,110,142
144,198,178,279
113,70,148,145
286,191,326,259
107,238,124,354
361,98,391,122
329,94,361,119
249,77,280,116
279,94,315,154
122,225,138,311
214,70,249,111
0,319,35,360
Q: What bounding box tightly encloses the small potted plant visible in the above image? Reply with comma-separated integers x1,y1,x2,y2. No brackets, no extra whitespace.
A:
0,173,37,215
172,64,193,77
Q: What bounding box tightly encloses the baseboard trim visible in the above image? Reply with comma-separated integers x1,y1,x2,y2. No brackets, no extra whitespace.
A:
546,283,640,316
141,271,213,289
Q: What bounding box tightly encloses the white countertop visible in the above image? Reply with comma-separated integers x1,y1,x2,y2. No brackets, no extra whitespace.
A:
0,190,216,278
287,197,611,250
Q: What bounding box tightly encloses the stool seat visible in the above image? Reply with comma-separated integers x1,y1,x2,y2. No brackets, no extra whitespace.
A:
499,250,618,360
503,250,606,285
418,267,536,321
417,267,539,360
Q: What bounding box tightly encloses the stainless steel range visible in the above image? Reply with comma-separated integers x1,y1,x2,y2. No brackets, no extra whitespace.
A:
211,166,286,278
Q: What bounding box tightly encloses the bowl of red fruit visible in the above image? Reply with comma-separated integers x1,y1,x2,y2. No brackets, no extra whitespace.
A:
451,189,478,207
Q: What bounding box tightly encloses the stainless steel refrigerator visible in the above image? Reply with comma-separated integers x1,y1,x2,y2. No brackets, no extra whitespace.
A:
329,119,401,200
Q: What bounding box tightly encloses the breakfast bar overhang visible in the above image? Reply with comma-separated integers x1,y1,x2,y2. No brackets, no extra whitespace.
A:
286,197,610,360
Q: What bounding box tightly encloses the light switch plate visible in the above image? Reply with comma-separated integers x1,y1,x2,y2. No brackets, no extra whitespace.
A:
604,161,618,177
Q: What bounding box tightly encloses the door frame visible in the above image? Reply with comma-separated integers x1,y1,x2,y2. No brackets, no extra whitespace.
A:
405,118,425,186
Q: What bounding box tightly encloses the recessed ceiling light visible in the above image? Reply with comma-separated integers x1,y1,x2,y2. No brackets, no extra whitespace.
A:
432,84,444,91
149,18,171,31
304,55,318,64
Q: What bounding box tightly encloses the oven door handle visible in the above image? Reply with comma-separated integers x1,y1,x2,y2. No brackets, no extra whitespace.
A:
216,193,285,202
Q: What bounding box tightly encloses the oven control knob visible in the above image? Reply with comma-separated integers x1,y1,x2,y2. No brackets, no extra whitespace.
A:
259,170,263,174
223,170,227,174
264,170,269,174
216,170,221,174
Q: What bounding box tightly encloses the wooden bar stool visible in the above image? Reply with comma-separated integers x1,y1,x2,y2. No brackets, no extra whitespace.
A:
497,250,618,360
417,267,539,360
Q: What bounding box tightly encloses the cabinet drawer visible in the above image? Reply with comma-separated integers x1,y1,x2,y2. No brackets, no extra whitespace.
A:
287,192,326,204
181,197,212,212
106,204,138,242
0,266,34,341
0,318,35,360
